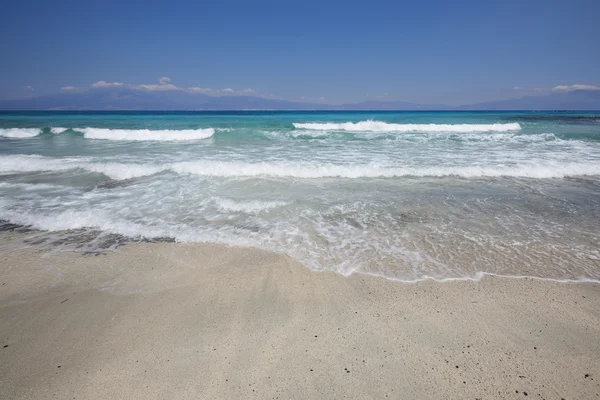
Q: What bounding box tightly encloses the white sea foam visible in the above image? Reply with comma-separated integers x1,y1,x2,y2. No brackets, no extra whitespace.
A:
2,155,600,180
0,155,161,180
171,160,600,179
2,203,597,283
293,121,522,133
0,128,41,138
361,270,600,284
265,130,569,145
2,113,599,284
0,182,68,191
0,207,164,238
0,203,264,250
214,198,288,213
0,155,80,174
390,132,560,143
85,163,164,180
75,128,215,141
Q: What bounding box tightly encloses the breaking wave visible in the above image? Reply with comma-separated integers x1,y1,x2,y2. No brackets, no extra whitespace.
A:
2,155,599,180
0,155,160,180
74,128,215,141
0,128,41,138
293,121,522,133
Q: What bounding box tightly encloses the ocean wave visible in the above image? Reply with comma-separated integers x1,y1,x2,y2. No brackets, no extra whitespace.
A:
0,155,82,174
293,121,522,133
0,128,41,138
74,127,215,141
171,160,600,179
0,155,159,180
85,163,164,180
2,155,599,180
0,182,69,191
0,207,167,239
267,130,564,143
50,127,69,134
386,132,557,144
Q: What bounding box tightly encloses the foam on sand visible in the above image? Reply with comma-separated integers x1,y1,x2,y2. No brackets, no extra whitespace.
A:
293,121,522,133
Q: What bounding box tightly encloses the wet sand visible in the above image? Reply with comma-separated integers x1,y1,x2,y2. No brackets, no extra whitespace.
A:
1,240,599,399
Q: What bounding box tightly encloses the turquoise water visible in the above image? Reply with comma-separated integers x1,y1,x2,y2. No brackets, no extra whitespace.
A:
1,111,600,281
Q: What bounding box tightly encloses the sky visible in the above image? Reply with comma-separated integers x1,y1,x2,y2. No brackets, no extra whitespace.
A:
1,0,599,105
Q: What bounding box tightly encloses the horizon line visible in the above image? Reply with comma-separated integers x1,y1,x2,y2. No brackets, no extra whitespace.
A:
0,109,598,112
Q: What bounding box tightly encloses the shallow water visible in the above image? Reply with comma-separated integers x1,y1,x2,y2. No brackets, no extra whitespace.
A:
1,111,599,281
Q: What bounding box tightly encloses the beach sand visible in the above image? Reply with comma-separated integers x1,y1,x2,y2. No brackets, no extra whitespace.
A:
1,239,599,399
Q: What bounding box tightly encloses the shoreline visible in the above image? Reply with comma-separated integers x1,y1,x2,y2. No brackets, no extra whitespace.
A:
2,221,599,286
1,241,599,399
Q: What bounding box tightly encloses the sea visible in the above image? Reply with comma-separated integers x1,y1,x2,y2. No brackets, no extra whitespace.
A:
1,111,599,282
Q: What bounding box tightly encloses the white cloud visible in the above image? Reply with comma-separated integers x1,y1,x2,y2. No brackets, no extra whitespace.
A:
552,84,600,92
512,86,523,90
134,77,180,91
91,80,124,88
61,86,76,91
90,77,178,91
87,78,255,96
188,87,214,94
24,85,34,91
187,86,255,95
136,83,180,91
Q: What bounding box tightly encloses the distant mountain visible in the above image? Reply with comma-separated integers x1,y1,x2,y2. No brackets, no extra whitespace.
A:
0,88,327,111
460,90,600,110
338,100,449,110
1,87,599,111
0,90,450,111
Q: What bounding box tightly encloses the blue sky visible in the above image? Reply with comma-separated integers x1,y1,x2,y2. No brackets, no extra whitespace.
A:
1,0,599,105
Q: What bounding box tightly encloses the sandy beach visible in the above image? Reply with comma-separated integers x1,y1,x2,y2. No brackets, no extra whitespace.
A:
0,237,599,400
2,0,599,396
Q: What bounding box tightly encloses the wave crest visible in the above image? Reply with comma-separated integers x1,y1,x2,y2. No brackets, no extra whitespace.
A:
0,155,160,180
75,128,215,141
0,128,41,138
2,155,599,180
293,121,521,133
